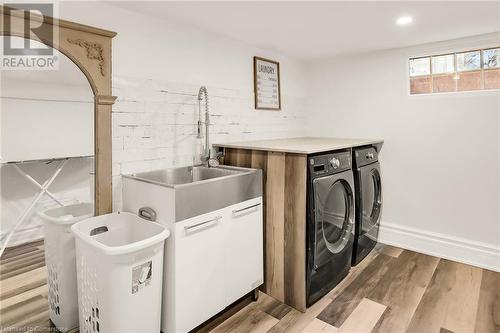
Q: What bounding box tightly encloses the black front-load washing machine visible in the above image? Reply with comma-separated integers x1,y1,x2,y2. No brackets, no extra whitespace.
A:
306,151,355,306
352,146,382,266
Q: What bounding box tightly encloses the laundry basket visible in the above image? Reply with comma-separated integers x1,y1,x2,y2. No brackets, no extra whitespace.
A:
71,212,170,333
38,202,94,332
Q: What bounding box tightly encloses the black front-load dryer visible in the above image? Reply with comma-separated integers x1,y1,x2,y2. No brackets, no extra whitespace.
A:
306,151,355,307
352,146,382,266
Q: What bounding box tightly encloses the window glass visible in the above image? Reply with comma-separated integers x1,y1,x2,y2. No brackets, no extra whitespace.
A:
432,54,454,74
457,71,482,91
409,57,430,76
410,76,432,94
409,47,499,95
457,51,481,72
483,48,499,69
484,68,500,89
433,74,455,93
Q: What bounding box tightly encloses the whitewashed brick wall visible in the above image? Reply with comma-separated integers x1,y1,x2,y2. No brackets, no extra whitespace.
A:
112,76,306,210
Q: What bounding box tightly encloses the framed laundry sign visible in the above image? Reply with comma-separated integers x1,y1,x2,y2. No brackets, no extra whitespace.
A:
253,56,281,110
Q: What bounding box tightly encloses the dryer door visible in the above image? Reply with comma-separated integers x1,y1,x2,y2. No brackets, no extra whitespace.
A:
313,172,355,269
359,162,382,240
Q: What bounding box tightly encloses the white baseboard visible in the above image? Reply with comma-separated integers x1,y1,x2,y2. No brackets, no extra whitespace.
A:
379,221,500,272
1,225,44,248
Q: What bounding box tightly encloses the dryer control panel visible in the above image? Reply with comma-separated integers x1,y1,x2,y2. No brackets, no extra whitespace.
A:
354,147,378,167
309,151,351,177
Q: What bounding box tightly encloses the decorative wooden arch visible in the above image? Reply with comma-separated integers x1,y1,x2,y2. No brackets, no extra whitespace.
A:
0,6,117,215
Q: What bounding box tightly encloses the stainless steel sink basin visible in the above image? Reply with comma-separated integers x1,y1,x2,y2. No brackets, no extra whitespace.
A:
125,166,245,187
123,165,262,221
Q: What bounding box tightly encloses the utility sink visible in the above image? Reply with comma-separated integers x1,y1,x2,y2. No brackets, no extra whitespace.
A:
126,165,245,187
122,165,262,221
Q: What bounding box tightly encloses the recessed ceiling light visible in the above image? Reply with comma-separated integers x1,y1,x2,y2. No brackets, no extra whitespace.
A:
396,16,413,25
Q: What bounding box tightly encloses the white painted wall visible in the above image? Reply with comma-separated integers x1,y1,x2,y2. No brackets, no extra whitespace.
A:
57,2,308,210
305,33,500,270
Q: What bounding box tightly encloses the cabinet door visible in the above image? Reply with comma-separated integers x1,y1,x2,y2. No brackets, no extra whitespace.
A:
224,197,264,304
174,209,226,332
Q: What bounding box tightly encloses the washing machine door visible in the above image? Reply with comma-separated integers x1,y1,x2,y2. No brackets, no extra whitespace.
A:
313,171,355,269
360,162,382,240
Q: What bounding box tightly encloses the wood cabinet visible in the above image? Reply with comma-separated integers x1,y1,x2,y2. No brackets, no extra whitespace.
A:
222,148,308,312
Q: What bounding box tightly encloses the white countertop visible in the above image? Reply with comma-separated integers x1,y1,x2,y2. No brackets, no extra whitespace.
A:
213,137,384,154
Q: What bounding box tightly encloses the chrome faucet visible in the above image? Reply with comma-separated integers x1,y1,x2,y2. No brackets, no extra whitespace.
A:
197,86,223,166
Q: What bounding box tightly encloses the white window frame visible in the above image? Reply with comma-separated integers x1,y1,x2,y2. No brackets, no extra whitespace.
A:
406,41,500,97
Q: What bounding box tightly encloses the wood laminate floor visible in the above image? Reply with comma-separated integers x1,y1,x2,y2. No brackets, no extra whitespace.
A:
0,241,498,333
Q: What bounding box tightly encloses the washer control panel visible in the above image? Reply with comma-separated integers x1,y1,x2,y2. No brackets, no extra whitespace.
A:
309,151,351,177
329,157,341,169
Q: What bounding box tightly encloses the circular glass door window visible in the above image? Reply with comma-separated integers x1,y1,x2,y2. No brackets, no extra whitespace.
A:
361,168,382,234
315,179,354,268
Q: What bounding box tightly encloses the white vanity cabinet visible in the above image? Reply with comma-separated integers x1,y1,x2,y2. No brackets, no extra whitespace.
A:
224,199,264,305
171,197,263,333
174,209,227,332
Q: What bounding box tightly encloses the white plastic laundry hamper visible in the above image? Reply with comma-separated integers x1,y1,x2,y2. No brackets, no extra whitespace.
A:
71,211,170,333
38,202,94,332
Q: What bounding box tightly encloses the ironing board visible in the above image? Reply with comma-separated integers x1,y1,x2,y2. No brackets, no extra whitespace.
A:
0,155,93,255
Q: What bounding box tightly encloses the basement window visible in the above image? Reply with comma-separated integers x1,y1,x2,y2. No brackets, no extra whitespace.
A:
409,47,500,95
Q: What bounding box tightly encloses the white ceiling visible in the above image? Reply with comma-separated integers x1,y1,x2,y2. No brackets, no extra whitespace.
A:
113,1,500,60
